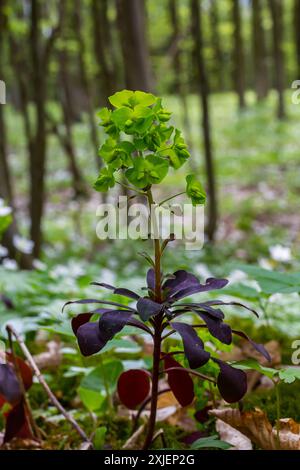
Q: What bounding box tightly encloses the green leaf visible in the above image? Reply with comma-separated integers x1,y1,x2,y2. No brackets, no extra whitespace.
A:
97,107,111,125
94,167,115,192
232,359,278,379
191,435,232,450
93,426,107,450
80,360,123,393
108,90,156,109
98,138,117,164
125,155,169,188
111,107,133,128
186,174,206,206
109,90,134,108
78,387,105,411
237,265,300,295
278,367,300,384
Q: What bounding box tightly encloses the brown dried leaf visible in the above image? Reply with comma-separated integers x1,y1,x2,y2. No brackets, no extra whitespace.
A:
210,408,300,450
33,341,61,370
215,419,252,450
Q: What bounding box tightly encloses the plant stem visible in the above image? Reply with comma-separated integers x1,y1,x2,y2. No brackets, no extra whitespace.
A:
142,321,162,450
275,381,281,449
143,188,163,450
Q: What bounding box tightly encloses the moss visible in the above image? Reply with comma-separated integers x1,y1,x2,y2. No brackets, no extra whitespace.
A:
243,381,300,424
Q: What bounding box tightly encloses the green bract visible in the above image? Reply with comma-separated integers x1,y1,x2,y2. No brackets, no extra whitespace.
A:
186,174,206,206
94,89,205,205
93,167,115,192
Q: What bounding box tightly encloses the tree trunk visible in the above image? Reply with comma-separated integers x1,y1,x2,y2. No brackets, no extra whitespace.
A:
56,46,87,197
91,0,117,105
294,0,300,79
269,0,285,119
232,0,246,109
73,0,100,166
0,0,33,269
252,0,269,101
29,0,63,257
116,0,153,91
168,0,193,154
209,0,223,91
190,0,217,242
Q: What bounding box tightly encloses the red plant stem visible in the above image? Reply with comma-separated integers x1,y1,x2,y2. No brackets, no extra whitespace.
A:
142,319,162,450
143,188,163,450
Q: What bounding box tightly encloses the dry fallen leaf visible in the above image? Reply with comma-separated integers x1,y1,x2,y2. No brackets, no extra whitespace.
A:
215,419,252,450
210,407,300,450
33,340,62,370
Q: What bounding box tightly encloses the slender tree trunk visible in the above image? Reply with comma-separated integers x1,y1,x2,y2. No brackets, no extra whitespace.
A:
252,0,269,101
294,0,300,78
57,48,86,197
191,0,217,242
209,0,223,91
116,0,153,91
91,0,117,105
28,0,63,257
232,0,246,109
168,0,193,154
269,0,285,119
74,0,100,166
29,0,47,258
0,0,33,269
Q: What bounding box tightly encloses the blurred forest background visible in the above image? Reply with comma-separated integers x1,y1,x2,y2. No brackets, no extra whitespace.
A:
0,0,300,275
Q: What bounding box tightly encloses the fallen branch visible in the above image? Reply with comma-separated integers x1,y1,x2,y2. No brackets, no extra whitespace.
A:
6,324,92,447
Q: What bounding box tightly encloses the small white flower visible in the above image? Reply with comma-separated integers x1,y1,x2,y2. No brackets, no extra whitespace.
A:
3,258,18,270
0,245,8,257
13,235,34,255
269,245,292,263
0,206,12,217
227,269,247,283
259,258,273,270
194,263,212,279
32,259,47,271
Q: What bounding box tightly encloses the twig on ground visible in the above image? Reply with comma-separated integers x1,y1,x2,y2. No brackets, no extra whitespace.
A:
122,424,145,449
152,428,167,448
6,324,92,447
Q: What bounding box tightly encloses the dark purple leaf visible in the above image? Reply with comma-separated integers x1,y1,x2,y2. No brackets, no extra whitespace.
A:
4,399,34,443
117,369,150,409
212,358,247,403
174,302,224,320
232,330,271,362
98,310,133,341
62,298,104,312
0,364,22,405
170,278,228,301
63,298,135,312
205,300,259,318
76,322,105,356
194,406,212,423
136,297,162,321
182,431,207,445
71,313,93,334
164,355,194,407
90,282,140,300
195,311,232,345
146,269,155,291
0,294,14,310
163,270,199,296
171,322,210,369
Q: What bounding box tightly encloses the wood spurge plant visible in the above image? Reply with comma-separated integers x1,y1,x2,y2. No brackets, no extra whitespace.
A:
63,90,270,450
